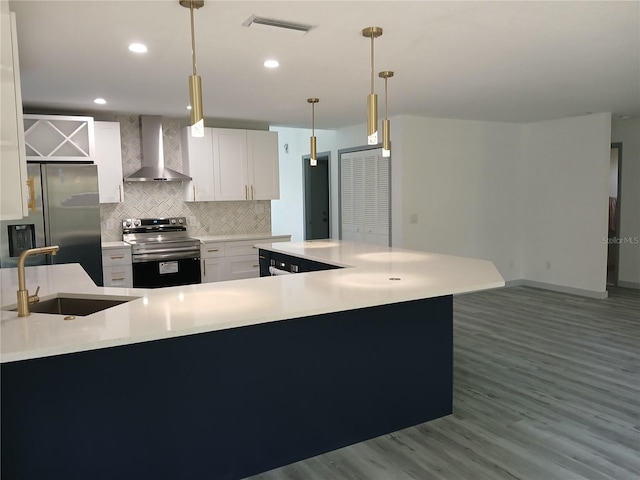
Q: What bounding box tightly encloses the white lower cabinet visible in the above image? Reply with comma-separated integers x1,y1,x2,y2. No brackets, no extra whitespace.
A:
102,246,133,287
202,257,225,283
200,236,290,283
226,255,261,281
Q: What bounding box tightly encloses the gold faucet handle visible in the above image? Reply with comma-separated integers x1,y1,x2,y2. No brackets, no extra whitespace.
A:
28,286,41,305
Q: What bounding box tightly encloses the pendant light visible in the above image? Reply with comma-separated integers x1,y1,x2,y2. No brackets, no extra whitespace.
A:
362,26,383,145
307,98,319,166
379,71,394,157
180,0,205,137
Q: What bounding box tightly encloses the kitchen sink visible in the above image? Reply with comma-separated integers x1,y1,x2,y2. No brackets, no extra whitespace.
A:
5,295,138,316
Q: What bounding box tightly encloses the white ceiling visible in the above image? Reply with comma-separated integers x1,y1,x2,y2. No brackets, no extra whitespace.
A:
9,0,640,129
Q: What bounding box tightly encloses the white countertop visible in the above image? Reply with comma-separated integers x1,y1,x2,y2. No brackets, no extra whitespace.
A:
195,233,291,243
1,240,504,363
101,241,131,249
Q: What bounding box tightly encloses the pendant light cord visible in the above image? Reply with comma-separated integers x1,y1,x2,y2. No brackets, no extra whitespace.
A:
190,0,197,76
312,102,315,136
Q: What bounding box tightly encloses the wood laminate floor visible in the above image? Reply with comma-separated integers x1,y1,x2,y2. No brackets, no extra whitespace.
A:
246,286,640,480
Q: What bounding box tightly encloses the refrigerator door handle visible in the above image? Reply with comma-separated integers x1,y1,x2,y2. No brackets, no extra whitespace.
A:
26,176,36,213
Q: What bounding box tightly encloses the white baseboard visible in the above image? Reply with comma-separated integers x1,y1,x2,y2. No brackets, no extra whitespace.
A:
505,279,608,299
617,280,640,289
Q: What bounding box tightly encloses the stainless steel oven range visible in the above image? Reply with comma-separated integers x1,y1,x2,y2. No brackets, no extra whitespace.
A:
122,217,201,288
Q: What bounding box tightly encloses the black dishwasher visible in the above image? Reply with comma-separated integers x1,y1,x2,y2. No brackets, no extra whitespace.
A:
259,249,341,277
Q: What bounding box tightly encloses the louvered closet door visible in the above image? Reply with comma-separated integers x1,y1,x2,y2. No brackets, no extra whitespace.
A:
376,155,390,246
352,155,365,242
340,149,390,246
363,151,378,244
340,156,353,241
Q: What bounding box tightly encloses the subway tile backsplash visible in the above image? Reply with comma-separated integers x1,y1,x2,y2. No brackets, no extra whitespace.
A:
100,115,271,242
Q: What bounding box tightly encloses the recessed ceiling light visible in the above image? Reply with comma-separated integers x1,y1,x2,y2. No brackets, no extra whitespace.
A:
187,105,192,110
264,59,279,69
128,43,148,53
93,98,107,105
619,114,632,119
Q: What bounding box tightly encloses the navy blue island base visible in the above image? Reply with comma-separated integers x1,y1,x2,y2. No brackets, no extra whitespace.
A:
1,295,453,480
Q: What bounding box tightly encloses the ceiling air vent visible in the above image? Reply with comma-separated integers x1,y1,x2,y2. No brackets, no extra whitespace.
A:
242,14,315,33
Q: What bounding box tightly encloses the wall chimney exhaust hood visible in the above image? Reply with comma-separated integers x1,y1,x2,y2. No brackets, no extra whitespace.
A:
125,116,192,182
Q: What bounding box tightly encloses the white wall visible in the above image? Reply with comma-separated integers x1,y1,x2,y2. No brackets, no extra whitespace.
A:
335,116,523,280
395,115,524,281
611,117,640,287
522,113,611,294
282,112,618,295
270,126,337,241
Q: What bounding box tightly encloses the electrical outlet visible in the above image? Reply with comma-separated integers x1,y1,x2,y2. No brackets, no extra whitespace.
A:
188,216,197,227
409,213,418,224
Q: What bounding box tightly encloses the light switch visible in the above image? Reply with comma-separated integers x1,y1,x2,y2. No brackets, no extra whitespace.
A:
188,216,197,227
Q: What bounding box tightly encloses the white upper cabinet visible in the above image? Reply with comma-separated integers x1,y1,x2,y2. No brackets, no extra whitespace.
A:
23,114,95,161
94,121,124,203
212,128,248,201
1,8,28,220
182,127,279,201
182,127,215,202
246,130,279,200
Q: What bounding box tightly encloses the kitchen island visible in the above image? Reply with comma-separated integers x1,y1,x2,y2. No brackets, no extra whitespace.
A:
1,240,504,480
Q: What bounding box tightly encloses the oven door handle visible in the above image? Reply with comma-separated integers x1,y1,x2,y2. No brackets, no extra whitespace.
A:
132,251,200,263
133,245,200,255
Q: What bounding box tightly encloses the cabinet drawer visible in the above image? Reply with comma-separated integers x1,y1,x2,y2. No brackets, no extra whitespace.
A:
226,255,260,280
103,265,132,288
102,248,132,266
225,240,263,257
201,243,225,258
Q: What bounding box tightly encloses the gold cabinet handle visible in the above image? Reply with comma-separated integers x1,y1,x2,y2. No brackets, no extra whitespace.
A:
26,176,36,212
207,249,219,253
203,260,206,277
112,277,125,281
110,255,125,260
245,185,248,200
252,264,259,268
251,185,254,200
119,184,123,202
193,185,196,201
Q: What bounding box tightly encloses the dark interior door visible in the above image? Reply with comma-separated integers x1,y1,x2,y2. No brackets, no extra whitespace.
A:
304,155,330,240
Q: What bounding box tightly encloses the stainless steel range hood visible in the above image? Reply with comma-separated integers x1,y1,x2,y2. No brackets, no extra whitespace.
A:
125,116,191,182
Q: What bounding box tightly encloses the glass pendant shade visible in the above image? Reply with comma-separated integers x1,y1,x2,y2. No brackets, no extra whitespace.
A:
307,97,319,166
189,74,204,137
362,27,383,145
367,93,378,145
379,70,394,157
310,136,317,166
181,0,205,137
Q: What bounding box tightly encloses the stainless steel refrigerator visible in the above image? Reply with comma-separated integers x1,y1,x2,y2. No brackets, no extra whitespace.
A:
0,163,103,285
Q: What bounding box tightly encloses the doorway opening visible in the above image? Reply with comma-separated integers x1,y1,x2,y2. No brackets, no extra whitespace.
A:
607,143,622,286
303,153,330,240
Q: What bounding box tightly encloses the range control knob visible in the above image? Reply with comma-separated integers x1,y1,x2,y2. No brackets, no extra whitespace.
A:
178,218,184,224
124,220,132,228
170,218,176,225
133,219,141,227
